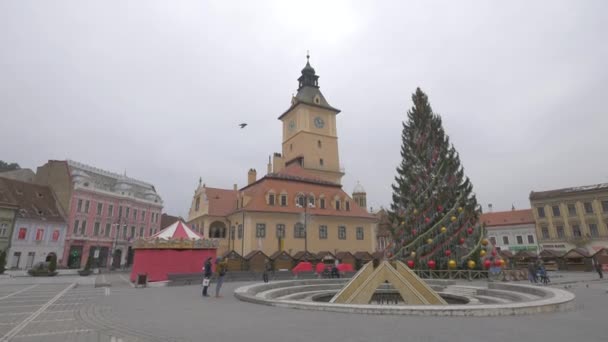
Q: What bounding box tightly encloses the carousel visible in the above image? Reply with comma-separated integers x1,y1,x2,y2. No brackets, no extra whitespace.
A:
129,221,218,283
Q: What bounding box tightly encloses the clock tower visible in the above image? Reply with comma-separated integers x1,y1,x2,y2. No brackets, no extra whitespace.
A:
276,54,344,184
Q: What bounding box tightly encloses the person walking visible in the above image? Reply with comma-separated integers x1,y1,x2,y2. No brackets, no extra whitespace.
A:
527,262,537,284
263,260,271,283
202,257,213,297
593,257,604,279
215,257,228,298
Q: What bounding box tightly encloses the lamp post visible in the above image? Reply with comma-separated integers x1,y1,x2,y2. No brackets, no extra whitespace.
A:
304,196,308,252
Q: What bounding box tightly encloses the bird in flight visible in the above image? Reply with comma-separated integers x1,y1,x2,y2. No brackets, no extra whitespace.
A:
239,123,248,129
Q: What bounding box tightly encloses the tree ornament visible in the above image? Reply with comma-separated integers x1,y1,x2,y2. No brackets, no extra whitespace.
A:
437,205,443,212
483,259,492,269
426,238,433,244
467,260,476,269
410,251,416,257
448,260,457,269
413,209,418,215
480,250,486,257
467,227,474,235
494,259,503,267
425,217,430,223
481,239,489,246
444,250,451,257
491,249,497,257
411,229,417,236
401,221,405,226
499,259,505,267
459,237,465,245
387,252,393,258
450,216,457,222
440,226,447,233
458,207,463,213
407,260,415,268
427,260,436,269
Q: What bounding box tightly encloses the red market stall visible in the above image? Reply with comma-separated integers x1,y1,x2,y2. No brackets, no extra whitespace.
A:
130,221,218,282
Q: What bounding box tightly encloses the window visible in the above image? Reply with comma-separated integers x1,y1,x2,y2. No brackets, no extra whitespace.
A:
95,203,102,216
238,224,243,239
52,230,60,241
516,236,523,244
356,227,364,240
125,207,130,219
502,236,509,245
346,201,350,211
0,223,7,237
319,225,327,239
318,140,322,148
73,220,80,235
552,205,560,217
541,226,549,239
567,204,576,217
108,205,114,217
276,224,285,238
230,226,235,240
584,202,593,214
297,195,305,207
256,224,266,238
320,158,324,166
294,223,305,238
489,236,497,245
338,226,346,240
133,209,138,220
139,227,144,237
18,227,27,240
122,225,127,239
105,224,111,237
537,207,545,218
130,226,136,238
149,228,153,236
118,206,123,218
141,211,146,221
572,225,581,237
80,221,87,235
195,197,200,211
589,224,599,237
84,200,90,213
35,228,44,241
320,198,326,209
93,222,100,236
269,193,275,206
280,195,287,207
556,226,565,238
308,196,315,207
602,200,608,213
335,200,341,211
527,235,534,244
77,199,83,212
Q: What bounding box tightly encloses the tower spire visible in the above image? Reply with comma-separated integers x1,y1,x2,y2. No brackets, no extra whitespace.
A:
298,52,319,90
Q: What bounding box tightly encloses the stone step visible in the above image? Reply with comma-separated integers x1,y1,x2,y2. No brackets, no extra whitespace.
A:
474,295,511,304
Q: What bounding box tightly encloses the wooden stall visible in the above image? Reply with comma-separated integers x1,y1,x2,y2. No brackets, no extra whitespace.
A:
293,251,319,264
222,250,245,272
539,249,563,271
561,248,594,271
269,251,294,271
316,251,336,266
353,251,373,269
245,250,271,272
335,251,356,268
512,250,538,269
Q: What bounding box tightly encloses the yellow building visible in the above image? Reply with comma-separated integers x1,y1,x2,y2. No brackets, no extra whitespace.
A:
187,56,376,259
530,183,608,254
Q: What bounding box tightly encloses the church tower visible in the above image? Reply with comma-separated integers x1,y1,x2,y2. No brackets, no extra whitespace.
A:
276,54,344,184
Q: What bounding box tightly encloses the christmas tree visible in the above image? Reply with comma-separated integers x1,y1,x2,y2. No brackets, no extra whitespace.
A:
389,88,486,270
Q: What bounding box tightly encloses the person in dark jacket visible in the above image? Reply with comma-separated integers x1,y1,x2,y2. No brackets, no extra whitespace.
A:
202,257,213,297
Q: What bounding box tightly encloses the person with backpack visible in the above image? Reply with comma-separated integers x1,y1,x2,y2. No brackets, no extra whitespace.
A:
202,257,213,297
215,257,228,298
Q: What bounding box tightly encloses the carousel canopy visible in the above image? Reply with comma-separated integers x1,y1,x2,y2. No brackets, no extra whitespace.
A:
150,220,202,240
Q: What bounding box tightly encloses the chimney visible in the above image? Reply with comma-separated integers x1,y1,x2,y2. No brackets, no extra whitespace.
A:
272,153,283,173
488,203,493,213
267,156,272,175
233,184,238,191
247,169,257,185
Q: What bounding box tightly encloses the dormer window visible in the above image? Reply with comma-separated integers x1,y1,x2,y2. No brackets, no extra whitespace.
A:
346,201,350,211
335,200,341,211
280,194,287,206
320,197,326,209
296,194,305,207
313,95,321,104
308,195,315,208
268,192,276,206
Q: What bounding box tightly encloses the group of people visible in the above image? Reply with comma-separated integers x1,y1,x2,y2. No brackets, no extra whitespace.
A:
202,256,228,298
527,260,550,285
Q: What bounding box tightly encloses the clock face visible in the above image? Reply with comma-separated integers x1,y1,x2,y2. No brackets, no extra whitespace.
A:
288,120,296,131
314,116,325,128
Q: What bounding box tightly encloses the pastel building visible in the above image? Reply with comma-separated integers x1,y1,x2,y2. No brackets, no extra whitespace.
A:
35,160,163,268
480,209,539,253
0,177,67,269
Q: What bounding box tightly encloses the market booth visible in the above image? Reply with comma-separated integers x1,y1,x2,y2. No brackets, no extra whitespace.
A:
269,251,294,271
245,250,270,272
130,221,218,282
561,248,593,271
539,249,563,271
222,250,245,272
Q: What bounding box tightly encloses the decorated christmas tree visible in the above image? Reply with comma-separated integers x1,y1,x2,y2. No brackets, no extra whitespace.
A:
389,88,489,270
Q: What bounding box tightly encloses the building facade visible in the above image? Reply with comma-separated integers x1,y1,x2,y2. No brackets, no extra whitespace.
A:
0,184,19,254
188,56,377,258
35,160,163,268
0,178,67,269
480,209,538,253
530,183,608,254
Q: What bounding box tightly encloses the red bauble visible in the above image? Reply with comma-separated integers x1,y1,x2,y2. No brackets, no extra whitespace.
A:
387,252,393,258
483,259,492,269
425,217,431,223
494,259,502,267
467,228,474,235
459,237,465,245
445,250,451,257
427,260,436,269
491,249,497,257
411,229,417,236
437,205,443,212
407,260,415,268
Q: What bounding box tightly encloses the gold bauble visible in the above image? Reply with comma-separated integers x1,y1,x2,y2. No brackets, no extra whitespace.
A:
458,207,463,213
440,226,447,233
480,250,487,257
451,216,457,222
448,260,457,269
427,238,433,244
413,209,418,214
467,260,476,269
410,251,416,257
481,239,489,246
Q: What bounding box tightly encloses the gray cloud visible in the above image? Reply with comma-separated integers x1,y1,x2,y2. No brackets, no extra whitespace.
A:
1,0,607,217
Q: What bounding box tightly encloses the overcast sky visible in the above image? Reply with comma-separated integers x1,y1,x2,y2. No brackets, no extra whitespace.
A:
1,1,607,217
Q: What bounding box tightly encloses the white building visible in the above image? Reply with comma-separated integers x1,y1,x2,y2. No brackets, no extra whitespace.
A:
481,209,539,253
0,177,67,269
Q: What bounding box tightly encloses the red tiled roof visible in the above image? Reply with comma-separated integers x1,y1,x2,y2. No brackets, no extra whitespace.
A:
480,209,534,228
160,213,181,229
206,187,237,217
0,177,65,222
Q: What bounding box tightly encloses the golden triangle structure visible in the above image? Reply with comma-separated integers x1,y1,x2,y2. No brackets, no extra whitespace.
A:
330,260,448,305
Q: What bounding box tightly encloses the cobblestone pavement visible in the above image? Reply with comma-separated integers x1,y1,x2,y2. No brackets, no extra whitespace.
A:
1,273,607,342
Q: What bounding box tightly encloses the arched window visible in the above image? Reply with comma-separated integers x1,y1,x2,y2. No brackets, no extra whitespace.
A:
308,194,315,207
296,193,305,207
